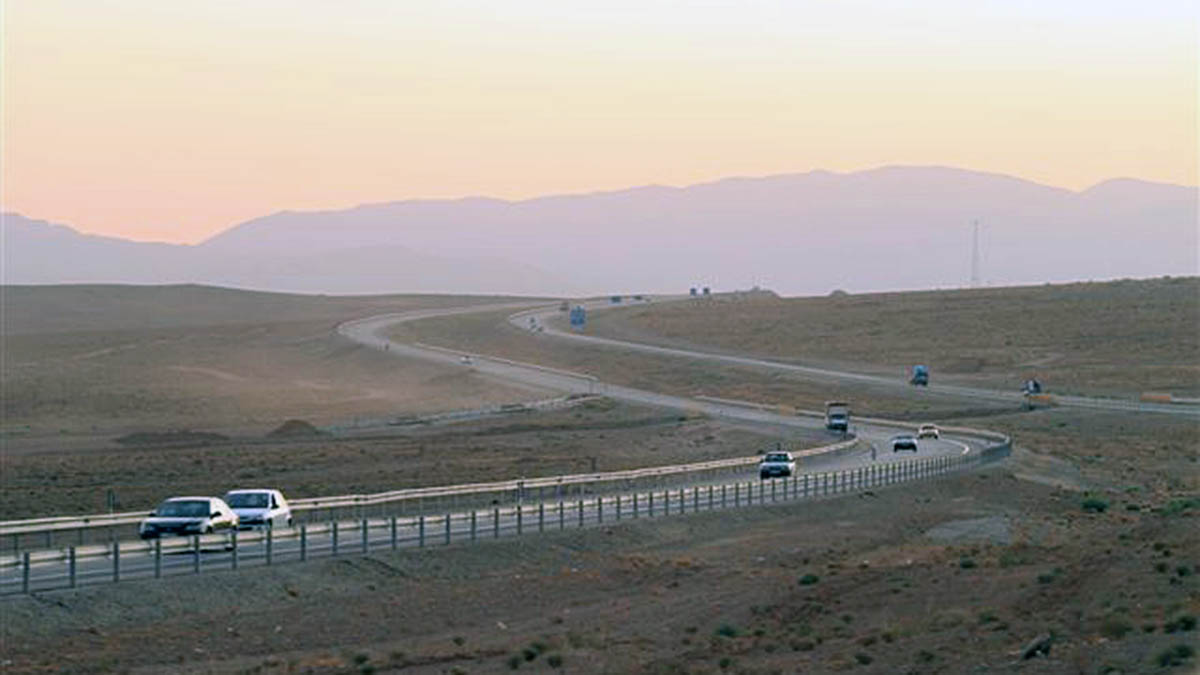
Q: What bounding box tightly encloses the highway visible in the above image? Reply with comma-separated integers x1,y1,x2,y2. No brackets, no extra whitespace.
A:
4,298,1007,594
4,450,975,594
510,300,1200,418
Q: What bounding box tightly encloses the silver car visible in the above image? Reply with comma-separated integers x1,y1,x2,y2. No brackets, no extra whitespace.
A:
139,496,238,539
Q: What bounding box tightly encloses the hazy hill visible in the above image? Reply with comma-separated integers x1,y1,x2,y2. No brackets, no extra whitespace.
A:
5,166,1196,295
2,213,570,296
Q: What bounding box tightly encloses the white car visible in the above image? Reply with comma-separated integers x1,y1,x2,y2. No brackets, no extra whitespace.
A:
223,489,293,530
916,424,941,440
892,435,919,453
759,451,797,479
139,496,238,539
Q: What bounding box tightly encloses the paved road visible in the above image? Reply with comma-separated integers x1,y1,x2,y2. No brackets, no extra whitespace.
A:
4,455,964,594
3,299,994,594
511,300,1200,417
338,306,988,474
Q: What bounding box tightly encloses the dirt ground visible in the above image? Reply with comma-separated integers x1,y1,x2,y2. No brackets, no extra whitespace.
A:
3,451,1197,674
2,281,1198,673
1,286,540,438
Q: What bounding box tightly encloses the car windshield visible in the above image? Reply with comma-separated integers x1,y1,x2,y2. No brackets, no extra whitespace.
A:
226,493,269,508
155,500,209,517
764,453,791,462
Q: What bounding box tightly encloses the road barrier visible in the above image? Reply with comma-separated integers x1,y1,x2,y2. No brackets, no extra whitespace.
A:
0,434,859,553
0,429,1009,596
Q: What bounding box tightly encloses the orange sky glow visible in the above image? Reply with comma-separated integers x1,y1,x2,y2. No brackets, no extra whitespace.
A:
2,1,1196,243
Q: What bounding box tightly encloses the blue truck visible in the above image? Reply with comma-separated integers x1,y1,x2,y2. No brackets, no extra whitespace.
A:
910,365,929,386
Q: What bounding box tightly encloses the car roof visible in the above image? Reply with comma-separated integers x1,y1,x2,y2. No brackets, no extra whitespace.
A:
162,496,215,502
224,488,280,495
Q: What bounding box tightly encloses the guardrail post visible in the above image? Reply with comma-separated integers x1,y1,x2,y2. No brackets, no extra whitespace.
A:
663,490,669,516
444,513,451,545
21,552,30,594
192,535,200,574
734,483,740,507
231,531,239,570
597,497,603,523
470,511,477,543
154,539,162,578
45,529,52,550
267,527,275,565
516,506,523,536
616,495,622,521
709,485,714,510
493,508,500,539
538,503,545,533
68,546,77,588
577,499,584,527
721,484,727,508
391,517,399,550
361,519,369,554
418,516,425,547
693,486,700,511
300,525,308,560
633,493,640,518
648,491,655,516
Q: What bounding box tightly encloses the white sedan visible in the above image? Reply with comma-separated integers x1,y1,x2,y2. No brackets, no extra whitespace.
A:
223,489,293,530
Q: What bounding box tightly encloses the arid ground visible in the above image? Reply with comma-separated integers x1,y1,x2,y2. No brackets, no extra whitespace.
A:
1,279,1197,673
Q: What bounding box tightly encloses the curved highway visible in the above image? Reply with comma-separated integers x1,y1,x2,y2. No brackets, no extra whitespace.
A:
3,298,1001,594
509,300,1200,417
338,305,990,472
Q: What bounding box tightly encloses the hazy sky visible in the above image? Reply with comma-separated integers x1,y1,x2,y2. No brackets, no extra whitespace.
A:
3,0,1196,244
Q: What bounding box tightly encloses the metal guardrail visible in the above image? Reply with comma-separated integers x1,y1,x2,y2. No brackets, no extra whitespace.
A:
2,431,1010,595
1,436,859,551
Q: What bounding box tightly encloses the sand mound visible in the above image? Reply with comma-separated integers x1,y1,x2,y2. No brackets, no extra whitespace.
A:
267,419,326,437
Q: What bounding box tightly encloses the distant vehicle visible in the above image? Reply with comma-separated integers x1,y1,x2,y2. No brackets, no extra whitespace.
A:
559,300,570,312
892,434,919,453
759,451,796,479
910,365,929,386
223,489,292,530
460,355,474,365
825,401,850,432
916,424,940,440
569,305,587,331
139,497,238,539
1021,378,1042,395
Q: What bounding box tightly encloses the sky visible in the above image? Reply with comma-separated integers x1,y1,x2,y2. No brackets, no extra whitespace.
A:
2,0,1197,244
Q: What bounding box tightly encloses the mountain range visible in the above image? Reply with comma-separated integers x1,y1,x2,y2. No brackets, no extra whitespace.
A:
4,166,1196,296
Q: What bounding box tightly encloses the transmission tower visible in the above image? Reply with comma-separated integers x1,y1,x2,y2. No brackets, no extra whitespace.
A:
970,219,981,287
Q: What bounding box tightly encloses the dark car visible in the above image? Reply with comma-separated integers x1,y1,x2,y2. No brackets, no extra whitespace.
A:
139,497,238,539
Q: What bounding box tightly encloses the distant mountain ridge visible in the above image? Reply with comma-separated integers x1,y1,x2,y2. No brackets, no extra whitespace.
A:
4,166,1197,295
